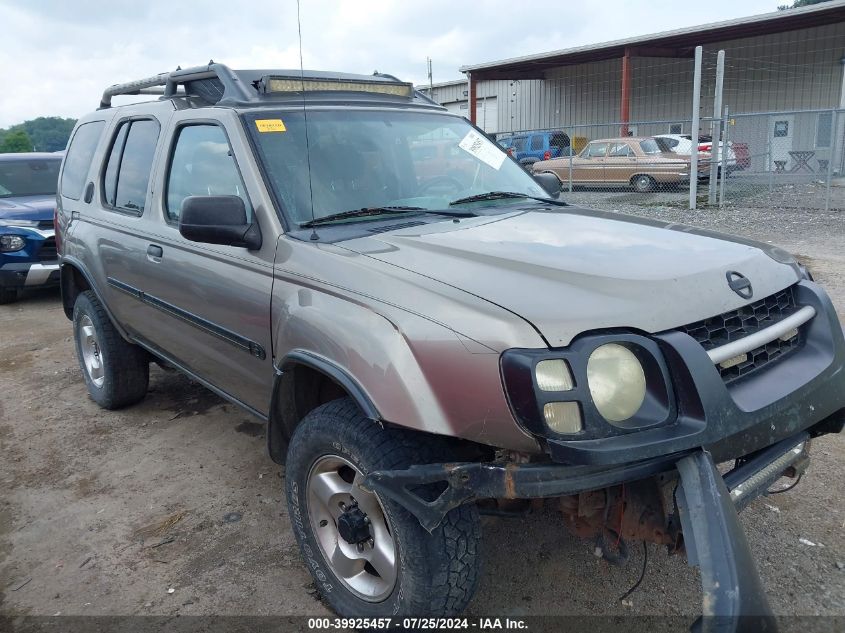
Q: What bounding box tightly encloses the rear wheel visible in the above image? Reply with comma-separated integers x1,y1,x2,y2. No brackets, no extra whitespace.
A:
73,290,149,409
631,174,656,193
285,398,481,617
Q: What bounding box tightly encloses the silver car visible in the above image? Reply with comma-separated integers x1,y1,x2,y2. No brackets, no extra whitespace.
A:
56,63,845,628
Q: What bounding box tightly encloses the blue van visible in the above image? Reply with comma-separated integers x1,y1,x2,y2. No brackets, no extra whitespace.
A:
498,130,572,165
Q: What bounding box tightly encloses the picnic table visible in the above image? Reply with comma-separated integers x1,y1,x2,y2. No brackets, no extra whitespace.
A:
788,150,815,173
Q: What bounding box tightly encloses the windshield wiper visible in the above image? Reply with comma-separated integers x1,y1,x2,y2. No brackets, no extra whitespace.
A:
300,206,478,228
300,206,425,228
449,191,568,207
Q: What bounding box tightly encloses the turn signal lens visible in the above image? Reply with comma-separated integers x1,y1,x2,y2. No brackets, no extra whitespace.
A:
535,359,574,392
543,402,583,434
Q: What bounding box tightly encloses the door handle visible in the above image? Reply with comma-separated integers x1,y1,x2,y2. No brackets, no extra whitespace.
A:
147,244,163,261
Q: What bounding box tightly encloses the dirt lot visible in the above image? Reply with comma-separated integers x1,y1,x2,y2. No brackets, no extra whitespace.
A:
1,202,844,625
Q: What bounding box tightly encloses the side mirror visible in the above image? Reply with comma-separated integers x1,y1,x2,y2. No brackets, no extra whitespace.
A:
179,195,262,250
533,172,562,197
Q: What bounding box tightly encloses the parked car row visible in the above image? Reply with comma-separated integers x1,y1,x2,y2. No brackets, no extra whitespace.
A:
530,136,709,192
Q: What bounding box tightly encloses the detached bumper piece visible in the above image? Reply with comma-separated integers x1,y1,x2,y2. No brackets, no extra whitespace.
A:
365,432,812,632
677,450,776,633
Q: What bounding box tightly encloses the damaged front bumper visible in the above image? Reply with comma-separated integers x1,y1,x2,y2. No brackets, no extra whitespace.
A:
363,430,817,631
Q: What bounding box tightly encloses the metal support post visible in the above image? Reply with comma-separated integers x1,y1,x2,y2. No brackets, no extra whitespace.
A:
719,105,729,208
708,50,725,205
826,109,836,212
690,46,703,211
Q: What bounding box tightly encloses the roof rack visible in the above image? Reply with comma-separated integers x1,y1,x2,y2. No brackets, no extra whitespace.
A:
99,62,253,109
99,62,441,110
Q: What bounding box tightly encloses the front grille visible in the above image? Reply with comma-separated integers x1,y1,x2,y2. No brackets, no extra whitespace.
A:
679,285,805,383
38,237,57,262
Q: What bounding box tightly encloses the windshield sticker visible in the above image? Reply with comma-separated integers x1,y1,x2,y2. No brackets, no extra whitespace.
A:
458,130,506,170
255,119,287,133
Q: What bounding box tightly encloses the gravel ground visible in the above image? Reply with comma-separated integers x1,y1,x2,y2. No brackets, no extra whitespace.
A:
1,200,843,627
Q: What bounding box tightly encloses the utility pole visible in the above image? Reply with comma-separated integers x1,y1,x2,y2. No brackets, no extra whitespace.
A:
427,57,433,96
689,46,703,211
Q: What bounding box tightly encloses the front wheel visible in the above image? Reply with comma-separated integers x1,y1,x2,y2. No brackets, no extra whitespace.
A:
73,290,149,409
285,398,481,617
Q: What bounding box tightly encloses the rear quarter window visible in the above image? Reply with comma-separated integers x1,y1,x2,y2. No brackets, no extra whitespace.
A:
61,121,105,200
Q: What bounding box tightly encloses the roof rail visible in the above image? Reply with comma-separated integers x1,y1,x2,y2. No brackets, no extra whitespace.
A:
99,62,254,109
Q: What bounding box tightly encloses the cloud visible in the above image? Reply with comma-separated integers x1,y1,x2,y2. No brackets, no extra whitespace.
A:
0,0,778,128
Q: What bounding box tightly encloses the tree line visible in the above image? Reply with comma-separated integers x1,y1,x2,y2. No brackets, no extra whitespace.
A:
0,117,77,153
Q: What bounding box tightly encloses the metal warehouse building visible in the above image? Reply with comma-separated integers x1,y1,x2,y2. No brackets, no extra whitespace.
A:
419,1,845,173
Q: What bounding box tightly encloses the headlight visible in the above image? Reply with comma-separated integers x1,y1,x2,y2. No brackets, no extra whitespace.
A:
535,359,574,391
0,235,26,252
586,343,646,423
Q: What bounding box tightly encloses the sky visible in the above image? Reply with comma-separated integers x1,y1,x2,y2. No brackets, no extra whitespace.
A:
0,0,785,128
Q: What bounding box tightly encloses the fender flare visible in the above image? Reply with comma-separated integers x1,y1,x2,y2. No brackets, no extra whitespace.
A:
267,349,381,464
60,257,131,339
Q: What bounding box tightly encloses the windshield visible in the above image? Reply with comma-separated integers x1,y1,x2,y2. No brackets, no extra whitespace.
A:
0,158,61,198
245,110,547,226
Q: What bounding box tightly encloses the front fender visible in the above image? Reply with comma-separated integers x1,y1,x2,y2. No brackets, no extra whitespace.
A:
271,283,540,453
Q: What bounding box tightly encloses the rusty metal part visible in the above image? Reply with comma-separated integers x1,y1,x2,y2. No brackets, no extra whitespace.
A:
558,478,675,547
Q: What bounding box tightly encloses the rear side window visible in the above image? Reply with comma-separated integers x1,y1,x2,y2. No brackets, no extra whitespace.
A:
165,124,252,223
550,133,569,149
102,119,160,214
103,123,129,206
61,121,105,200
583,142,608,158
639,139,663,155
530,135,543,151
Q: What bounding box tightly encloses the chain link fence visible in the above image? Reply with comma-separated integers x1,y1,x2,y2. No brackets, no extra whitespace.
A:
720,108,844,211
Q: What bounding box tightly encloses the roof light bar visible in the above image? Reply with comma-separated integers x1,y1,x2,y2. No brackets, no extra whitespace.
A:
262,76,414,98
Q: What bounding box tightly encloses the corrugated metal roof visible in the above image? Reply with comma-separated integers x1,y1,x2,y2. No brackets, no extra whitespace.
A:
460,1,845,76
417,79,468,89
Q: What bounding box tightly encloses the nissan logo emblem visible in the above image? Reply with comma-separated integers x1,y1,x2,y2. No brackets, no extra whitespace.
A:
726,271,753,299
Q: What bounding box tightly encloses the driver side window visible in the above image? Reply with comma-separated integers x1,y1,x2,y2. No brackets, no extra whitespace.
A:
166,124,252,223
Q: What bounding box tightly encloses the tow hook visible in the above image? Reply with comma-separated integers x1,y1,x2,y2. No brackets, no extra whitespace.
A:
676,450,777,633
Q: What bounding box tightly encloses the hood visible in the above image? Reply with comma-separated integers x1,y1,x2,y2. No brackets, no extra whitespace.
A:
342,208,800,347
0,195,56,224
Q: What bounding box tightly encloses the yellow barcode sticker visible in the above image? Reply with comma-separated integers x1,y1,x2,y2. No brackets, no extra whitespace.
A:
255,119,287,133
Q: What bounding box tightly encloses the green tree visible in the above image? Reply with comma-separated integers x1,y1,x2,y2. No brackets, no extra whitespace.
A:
0,129,34,153
21,117,77,152
0,116,77,153
778,0,832,10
